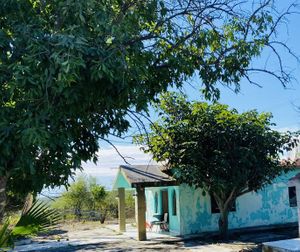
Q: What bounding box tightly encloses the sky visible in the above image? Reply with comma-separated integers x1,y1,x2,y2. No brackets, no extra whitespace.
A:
45,1,300,194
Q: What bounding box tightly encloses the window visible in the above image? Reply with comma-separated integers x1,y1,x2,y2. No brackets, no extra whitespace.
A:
211,195,236,214
289,186,297,207
172,190,177,216
154,192,158,213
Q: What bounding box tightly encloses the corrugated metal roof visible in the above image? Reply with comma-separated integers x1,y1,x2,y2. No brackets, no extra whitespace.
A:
119,165,176,187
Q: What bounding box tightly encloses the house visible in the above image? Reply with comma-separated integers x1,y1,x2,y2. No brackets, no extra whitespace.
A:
113,164,300,241
262,171,300,251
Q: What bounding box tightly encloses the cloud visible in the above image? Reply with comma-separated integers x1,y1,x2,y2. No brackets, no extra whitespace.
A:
39,145,156,195
79,145,157,178
274,125,300,133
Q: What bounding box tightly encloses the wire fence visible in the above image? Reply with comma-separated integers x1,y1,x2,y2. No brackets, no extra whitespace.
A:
59,206,135,223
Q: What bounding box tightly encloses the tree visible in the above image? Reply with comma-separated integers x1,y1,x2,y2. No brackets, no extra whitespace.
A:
90,184,107,211
135,92,299,239
52,175,110,221
0,0,297,218
52,175,118,223
52,176,92,218
97,191,119,223
89,178,109,223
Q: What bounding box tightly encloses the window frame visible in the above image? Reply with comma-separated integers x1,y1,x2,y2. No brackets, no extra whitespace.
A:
288,186,297,207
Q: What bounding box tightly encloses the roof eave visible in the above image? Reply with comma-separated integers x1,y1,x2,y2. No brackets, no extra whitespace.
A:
131,180,179,188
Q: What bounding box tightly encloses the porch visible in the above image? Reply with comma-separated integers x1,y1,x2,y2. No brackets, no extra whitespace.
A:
113,165,178,241
110,223,179,241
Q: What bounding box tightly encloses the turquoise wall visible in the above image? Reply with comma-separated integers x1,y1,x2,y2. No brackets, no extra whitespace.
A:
113,170,131,189
168,186,180,234
145,186,181,234
179,170,299,235
145,187,165,221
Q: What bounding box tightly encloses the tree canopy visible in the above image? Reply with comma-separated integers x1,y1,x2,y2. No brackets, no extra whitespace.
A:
0,0,297,217
52,175,135,223
52,176,106,216
135,92,299,238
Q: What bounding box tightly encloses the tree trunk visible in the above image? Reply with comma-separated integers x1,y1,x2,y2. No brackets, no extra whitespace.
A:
218,208,229,240
22,193,34,214
0,176,7,222
214,189,237,240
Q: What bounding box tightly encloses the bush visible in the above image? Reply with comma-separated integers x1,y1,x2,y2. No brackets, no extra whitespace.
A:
52,175,122,223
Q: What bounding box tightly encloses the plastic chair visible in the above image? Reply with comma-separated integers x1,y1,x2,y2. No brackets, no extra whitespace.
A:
151,213,168,232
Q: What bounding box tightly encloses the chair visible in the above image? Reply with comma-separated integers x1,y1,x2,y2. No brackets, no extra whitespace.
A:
145,221,153,231
151,213,168,232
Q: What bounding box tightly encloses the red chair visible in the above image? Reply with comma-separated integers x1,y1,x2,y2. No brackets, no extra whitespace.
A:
145,221,153,231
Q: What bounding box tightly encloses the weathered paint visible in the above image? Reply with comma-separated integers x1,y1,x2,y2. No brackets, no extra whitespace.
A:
145,186,181,234
167,186,180,234
288,174,300,236
179,170,299,235
145,187,164,222
113,170,131,189
115,167,299,236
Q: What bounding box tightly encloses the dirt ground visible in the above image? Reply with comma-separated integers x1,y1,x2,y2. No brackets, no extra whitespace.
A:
16,221,297,252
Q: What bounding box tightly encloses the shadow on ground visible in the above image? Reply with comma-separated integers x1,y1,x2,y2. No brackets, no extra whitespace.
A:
177,225,299,252
53,226,299,252
14,223,299,252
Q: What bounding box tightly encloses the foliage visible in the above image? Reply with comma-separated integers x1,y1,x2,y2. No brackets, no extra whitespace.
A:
97,190,135,222
90,178,108,211
12,201,61,237
52,176,135,222
52,176,113,221
5,191,27,213
0,219,13,250
136,92,299,238
52,176,93,217
0,201,60,250
0,0,296,213
125,193,135,210
125,192,135,219
98,191,118,223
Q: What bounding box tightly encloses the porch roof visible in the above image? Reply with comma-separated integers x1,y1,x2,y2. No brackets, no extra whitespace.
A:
113,165,177,189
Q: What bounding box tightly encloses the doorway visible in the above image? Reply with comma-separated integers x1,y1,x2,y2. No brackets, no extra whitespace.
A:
161,190,169,214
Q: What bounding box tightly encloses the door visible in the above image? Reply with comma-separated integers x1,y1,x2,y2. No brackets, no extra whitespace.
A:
161,190,169,214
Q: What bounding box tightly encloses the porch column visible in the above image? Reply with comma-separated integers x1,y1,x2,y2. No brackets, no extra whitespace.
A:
118,187,126,232
136,186,146,241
